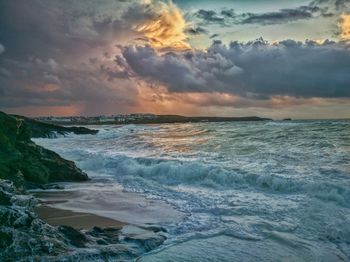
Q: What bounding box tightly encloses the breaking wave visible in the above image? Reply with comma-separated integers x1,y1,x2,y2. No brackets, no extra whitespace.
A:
34,120,350,261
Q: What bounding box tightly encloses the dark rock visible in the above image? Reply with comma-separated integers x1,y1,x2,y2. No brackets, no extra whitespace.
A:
91,226,104,234
41,184,65,190
13,114,98,138
0,231,13,249
97,239,109,245
58,225,87,248
0,180,69,260
142,225,167,233
0,180,166,261
124,234,166,252
0,189,12,206
0,111,88,187
88,227,121,244
121,226,167,252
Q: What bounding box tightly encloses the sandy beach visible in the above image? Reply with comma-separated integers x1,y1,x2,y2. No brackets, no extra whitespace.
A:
31,180,184,226
35,205,126,230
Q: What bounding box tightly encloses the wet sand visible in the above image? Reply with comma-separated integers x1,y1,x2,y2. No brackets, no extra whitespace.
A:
32,183,184,226
35,205,126,230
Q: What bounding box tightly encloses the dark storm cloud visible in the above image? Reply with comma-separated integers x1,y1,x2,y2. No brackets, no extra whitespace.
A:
0,57,137,109
196,9,225,23
0,0,160,112
240,6,320,25
221,9,236,19
311,0,350,10
185,27,208,35
117,38,350,99
0,0,142,60
193,2,334,26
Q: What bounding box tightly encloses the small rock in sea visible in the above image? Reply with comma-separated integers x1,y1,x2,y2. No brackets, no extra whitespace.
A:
141,225,167,233
121,225,167,252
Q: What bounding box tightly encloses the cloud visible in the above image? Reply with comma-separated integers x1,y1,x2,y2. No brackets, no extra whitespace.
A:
0,0,349,117
339,13,350,41
0,54,140,114
193,3,334,26
311,0,350,10
0,0,194,114
0,0,192,59
221,9,236,19
240,6,320,25
134,1,190,50
185,27,208,35
0,0,137,60
0,44,4,54
117,38,350,100
210,34,219,39
196,9,225,23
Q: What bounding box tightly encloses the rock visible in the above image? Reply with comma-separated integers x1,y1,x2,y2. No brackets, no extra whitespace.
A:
0,180,168,261
41,184,65,190
0,180,69,260
58,225,88,248
88,226,121,244
0,111,88,187
121,225,167,252
14,114,98,138
0,190,12,205
0,231,13,249
141,225,167,233
0,182,13,205
97,239,109,245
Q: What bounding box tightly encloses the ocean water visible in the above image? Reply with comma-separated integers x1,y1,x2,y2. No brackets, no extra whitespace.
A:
34,120,350,261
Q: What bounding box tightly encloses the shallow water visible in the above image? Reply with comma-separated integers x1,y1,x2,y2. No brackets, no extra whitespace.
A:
34,120,350,261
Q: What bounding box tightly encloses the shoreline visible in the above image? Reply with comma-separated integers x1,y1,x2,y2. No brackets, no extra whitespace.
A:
31,180,184,226
0,111,170,260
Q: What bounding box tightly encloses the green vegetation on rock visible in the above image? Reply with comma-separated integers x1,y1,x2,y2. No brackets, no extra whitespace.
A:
0,112,88,187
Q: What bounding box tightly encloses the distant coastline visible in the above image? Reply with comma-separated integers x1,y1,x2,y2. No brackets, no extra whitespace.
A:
35,114,271,125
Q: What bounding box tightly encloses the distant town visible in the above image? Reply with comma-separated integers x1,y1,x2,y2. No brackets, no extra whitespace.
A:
34,114,271,125
35,114,157,124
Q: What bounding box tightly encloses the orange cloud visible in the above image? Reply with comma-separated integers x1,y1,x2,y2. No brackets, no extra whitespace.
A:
135,1,191,50
339,13,350,41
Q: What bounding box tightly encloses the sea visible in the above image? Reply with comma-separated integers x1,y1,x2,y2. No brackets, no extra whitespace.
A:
34,120,350,261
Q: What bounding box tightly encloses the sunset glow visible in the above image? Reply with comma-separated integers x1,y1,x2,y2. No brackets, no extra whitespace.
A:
135,2,191,50
340,13,350,41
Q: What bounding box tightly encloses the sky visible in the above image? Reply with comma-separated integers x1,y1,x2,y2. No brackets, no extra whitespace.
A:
0,0,350,119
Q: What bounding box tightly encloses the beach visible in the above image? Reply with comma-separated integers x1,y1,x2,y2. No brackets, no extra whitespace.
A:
35,206,126,230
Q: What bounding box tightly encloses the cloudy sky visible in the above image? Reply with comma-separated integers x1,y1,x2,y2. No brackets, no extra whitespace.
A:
0,0,349,119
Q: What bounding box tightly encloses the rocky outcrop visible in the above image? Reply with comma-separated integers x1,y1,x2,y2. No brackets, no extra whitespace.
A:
0,180,167,261
0,111,88,187
13,114,98,138
0,180,69,260
0,112,167,260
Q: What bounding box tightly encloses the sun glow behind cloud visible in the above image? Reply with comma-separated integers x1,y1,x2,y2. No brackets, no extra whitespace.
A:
339,13,350,41
135,1,191,50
